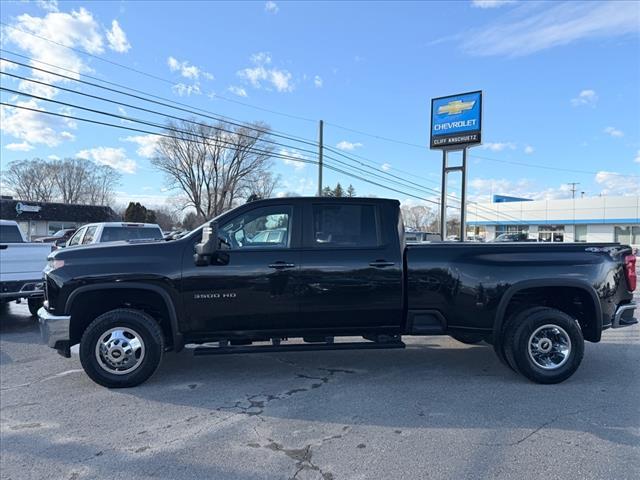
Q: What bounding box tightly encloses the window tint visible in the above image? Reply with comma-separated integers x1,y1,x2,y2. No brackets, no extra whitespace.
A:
82,226,98,244
221,205,291,249
100,227,163,242
68,228,85,246
0,225,24,243
312,204,379,247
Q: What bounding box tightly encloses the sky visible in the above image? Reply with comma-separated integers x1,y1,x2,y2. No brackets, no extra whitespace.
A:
0,0,639,211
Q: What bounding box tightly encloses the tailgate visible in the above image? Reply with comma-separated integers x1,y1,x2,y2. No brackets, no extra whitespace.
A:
0,243,50,282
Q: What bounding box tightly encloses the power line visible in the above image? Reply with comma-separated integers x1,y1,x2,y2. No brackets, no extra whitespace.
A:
0,100,448,206
0,56,319,149
0,23,317,124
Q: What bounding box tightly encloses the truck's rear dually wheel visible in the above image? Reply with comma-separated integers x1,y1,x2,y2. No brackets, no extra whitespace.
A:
79,308,164,388
503,307,584,384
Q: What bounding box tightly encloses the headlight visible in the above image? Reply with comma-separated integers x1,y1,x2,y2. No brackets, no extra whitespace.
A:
48,258,65,270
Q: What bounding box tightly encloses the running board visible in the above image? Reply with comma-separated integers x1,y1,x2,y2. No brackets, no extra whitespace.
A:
192,341,405,356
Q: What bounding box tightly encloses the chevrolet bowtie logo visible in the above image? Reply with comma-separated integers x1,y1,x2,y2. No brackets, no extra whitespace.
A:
438,100,476,115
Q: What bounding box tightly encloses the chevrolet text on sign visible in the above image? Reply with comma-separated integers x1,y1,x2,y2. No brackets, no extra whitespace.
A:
430,91,482,149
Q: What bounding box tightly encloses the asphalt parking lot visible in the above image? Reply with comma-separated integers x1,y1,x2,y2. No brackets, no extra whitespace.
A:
1,300,638,480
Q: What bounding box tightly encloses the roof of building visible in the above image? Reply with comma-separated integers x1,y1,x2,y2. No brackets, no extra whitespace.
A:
0,199,119,223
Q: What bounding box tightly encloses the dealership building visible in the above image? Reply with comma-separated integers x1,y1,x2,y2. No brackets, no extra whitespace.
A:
0,197,118,240
467,195,640,247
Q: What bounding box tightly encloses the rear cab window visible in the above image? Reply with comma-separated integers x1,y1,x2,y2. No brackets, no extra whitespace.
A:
311,204,381,247
0,225,24,243
100,226,163,242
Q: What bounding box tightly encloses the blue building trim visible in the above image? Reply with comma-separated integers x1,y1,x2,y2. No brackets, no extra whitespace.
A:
468,218,639,226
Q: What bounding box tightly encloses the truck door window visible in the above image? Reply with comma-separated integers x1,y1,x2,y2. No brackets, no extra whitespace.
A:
221,205,292,249
0,225,24,243
312,204,380,247
68,227,86,246
82,226,98,244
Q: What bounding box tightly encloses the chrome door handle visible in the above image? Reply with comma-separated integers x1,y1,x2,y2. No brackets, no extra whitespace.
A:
369,260,395,268
268,262,296,269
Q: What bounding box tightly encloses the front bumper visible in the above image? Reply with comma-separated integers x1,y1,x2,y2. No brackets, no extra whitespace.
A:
38,307,71,357
0,280,44,301
612,302,638,329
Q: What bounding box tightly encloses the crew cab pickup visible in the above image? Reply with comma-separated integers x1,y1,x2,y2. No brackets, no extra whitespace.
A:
38,197,637,388
1,220,50,315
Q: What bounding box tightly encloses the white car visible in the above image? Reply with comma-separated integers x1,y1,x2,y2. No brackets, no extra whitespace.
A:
0,219,51,315
65,222,164,247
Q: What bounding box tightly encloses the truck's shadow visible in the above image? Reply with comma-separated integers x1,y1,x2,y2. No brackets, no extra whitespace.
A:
124,339,639,448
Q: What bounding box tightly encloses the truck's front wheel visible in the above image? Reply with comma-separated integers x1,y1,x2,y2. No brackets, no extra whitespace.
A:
503,307,584,384
79,309,164,388
28,297,43,317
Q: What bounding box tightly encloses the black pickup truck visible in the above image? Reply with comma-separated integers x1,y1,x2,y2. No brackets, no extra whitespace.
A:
38,197,637,388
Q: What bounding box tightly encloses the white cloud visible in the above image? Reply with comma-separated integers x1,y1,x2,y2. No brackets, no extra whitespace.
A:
167,56,213,80
106,20,131,53
36,0,58,12
113,191,172,208
314,75,323,88
571,89,598,107
2,7,129,146
5,141,34,152
0,99,76,147
480,142,516,152
237,52,294,93
595,171,639,196
381,163,392,171
336,140,363,151
47,154,60,160
277,177,315,197
461,1,640,57
227,85,248,97
265,1,279,14
279,148,307,170
122,135,160,158
603,126,624,138
524,145,534,155
0,59,18,72
635,150,640,164
172,83,201,96
77,147,137,174
471,0,515,8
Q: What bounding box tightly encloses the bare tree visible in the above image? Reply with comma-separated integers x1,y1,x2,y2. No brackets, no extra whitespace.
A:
3,159,58,202
401,205,436,231
241,170,281,201
84,164,120,206
52,158,91,204
2,157,120,206
152,119,274,219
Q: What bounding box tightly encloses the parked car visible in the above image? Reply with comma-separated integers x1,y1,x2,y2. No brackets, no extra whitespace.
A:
493,232,535,242
38,197,637,388
34,228,77,247
64,222,164,247
405,231,442,243
0,219,51,315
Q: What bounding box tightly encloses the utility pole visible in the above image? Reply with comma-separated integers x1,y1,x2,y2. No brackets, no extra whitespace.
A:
568,182,580,199
317,119,323,196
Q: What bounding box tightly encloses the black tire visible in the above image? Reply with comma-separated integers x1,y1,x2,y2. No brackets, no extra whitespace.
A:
28,297,43,317
503,307,584,384
450,332,486,345
79,308,164,388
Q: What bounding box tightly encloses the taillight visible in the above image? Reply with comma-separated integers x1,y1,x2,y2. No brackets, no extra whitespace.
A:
624,255,637,291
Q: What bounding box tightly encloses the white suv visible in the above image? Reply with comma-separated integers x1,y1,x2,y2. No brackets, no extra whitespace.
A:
66,222,164,247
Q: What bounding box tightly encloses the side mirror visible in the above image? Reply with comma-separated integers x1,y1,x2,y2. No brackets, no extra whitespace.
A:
194,221,219,266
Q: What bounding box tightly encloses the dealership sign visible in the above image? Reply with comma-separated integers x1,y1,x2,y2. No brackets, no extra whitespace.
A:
15,202,42,214
430,91,482,149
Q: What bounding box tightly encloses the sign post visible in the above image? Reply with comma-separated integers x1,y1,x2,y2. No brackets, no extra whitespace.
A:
430,91,482,241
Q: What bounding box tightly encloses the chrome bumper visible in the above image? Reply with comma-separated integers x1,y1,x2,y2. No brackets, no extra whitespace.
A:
612,302,637,329
38,307,71,355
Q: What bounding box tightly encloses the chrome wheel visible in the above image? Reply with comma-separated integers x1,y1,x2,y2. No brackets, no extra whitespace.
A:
95,327,146,375
527,324,571,370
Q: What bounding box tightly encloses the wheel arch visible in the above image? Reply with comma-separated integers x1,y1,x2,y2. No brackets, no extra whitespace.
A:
66,283,183,352
493,279,603,344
